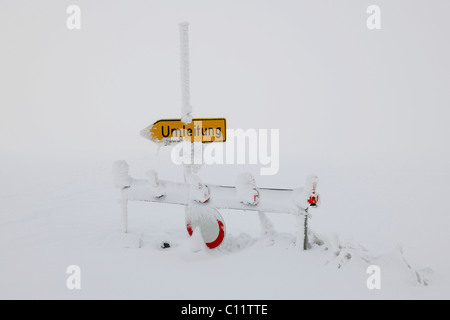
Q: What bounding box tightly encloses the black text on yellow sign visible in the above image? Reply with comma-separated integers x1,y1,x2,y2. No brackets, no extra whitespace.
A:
141,118,227,144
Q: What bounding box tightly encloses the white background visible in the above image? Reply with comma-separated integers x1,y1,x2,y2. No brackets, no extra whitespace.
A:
1,0,449,299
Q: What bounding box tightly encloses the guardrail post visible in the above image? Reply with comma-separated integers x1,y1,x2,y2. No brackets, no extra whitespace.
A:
303,210,309,251
121,193,128,234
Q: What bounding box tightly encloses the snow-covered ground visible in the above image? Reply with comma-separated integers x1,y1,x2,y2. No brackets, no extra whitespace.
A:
0,153,449,299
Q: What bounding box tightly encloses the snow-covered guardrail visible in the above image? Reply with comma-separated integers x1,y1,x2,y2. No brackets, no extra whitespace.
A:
113,160,320,250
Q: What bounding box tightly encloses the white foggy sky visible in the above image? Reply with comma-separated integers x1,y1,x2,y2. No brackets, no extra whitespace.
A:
1,0,450,177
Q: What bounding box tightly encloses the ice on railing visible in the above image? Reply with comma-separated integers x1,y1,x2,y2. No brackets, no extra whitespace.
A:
293,175,320,211
114,161,320,215
236,173,260,206
145,170,166,199
186,173,210,203
113,161,166,200
112,160,132,189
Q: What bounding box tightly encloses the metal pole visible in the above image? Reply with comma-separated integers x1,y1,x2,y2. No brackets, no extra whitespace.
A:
179,22,193,126
179,22,195,180
303,209,309,251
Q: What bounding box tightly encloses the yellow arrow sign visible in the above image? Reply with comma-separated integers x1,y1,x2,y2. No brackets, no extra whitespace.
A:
141,118,227,144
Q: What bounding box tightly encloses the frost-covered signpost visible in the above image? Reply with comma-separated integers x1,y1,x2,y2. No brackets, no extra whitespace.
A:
178,22,194,176
177,22,227,249
113,22,320,251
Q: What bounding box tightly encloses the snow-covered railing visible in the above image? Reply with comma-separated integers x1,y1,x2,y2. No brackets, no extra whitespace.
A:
113,161,320,250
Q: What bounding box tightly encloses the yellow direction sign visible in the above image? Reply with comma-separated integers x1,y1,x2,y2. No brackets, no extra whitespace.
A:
141,118,226,144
